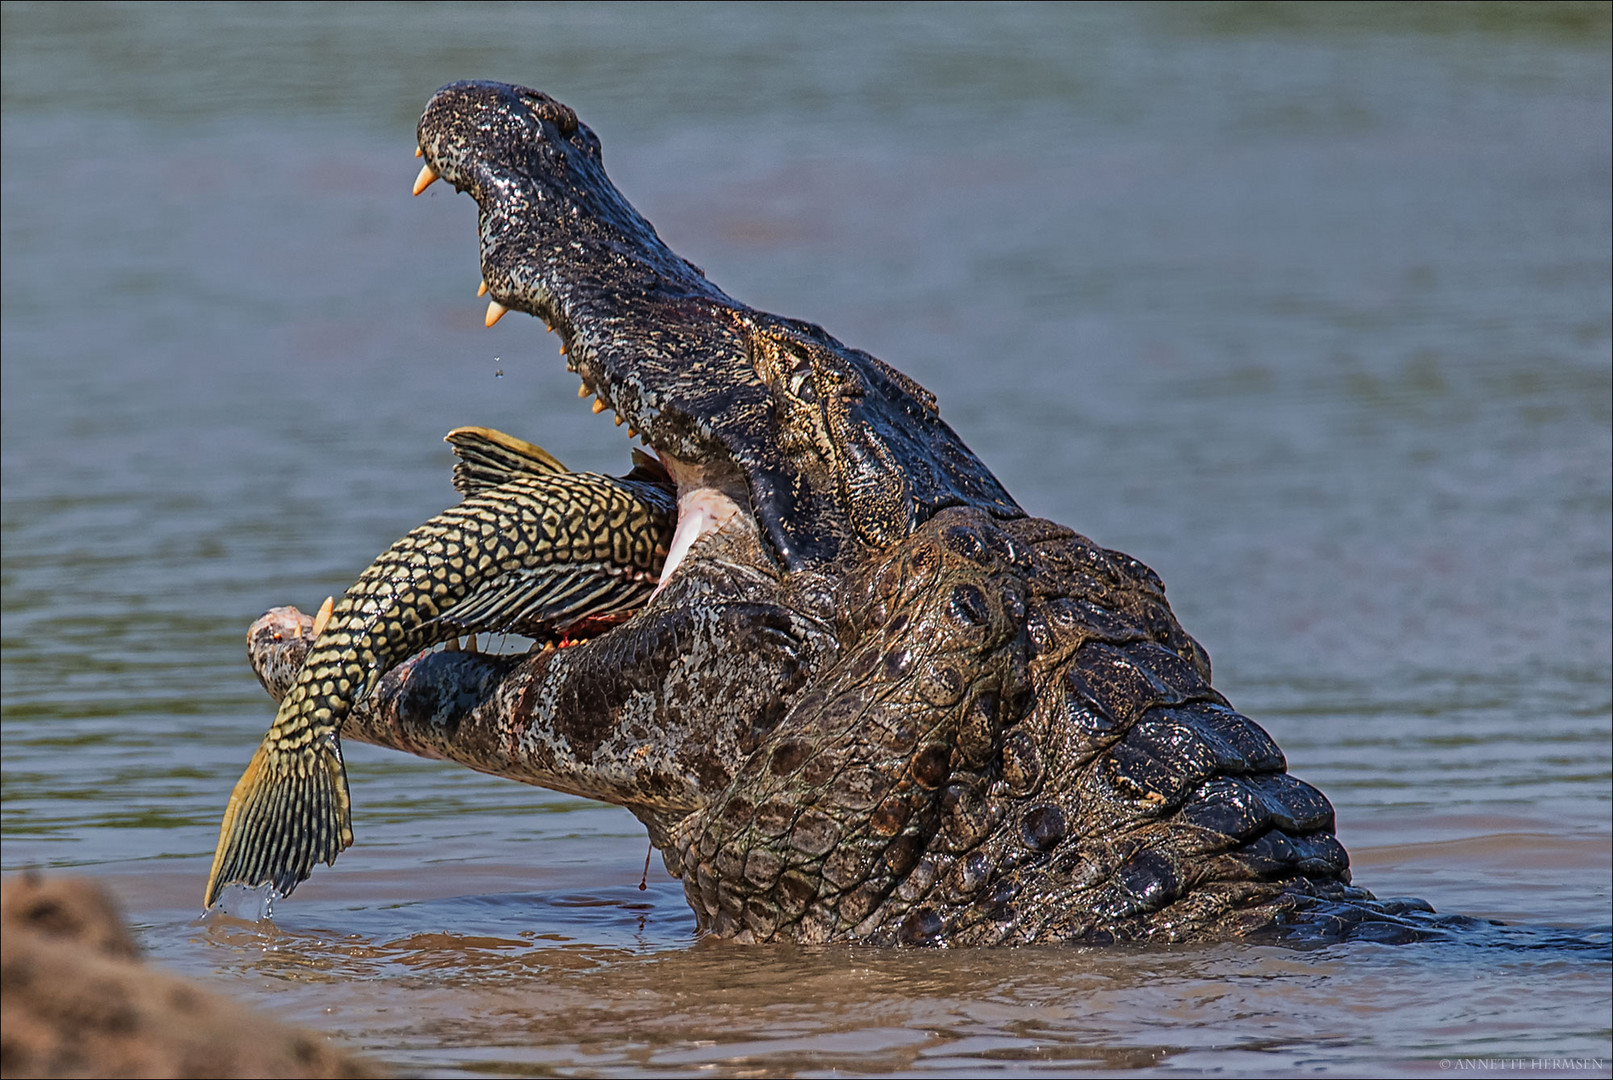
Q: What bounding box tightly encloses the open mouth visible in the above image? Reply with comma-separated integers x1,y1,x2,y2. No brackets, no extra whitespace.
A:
412,88,771,633
443,280,761,635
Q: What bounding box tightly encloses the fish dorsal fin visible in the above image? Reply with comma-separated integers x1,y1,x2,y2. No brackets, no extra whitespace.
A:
445,426,568,496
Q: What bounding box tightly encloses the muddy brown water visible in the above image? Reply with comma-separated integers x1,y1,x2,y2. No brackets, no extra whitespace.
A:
2,5,1609,1076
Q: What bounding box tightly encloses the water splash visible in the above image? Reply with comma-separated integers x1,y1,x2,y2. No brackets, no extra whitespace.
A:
205,882,282,922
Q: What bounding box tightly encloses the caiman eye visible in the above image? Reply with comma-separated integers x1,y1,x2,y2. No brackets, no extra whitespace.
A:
788,369,815,402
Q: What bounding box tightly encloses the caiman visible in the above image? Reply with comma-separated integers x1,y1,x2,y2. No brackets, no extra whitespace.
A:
219,81,1446,945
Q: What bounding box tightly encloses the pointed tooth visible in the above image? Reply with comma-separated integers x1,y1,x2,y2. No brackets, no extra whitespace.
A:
559,342,568,355
614,414,624,426
627,426,638,438
415,146,423,158
310,596,335,639
578,382,591,399
443,636,461,652
485,299,508,327
477,280,488,298
592,399,607,414
466,633,478,652
651,488,742,601
412,163,439,196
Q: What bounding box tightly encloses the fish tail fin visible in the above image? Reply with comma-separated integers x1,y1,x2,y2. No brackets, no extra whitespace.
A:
203,733,352,910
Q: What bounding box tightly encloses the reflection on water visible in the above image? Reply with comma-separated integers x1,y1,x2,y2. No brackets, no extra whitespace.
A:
3,3,1609,1075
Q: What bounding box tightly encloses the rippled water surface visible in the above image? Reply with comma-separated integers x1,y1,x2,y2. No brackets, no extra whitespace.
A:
3,4,1610,1076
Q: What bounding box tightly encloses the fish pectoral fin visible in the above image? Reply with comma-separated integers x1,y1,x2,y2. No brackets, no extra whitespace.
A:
430,564,656,639
204,731,353,910
445,426,568,496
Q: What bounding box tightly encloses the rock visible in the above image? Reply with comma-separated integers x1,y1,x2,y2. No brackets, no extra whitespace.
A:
0,873,380,1079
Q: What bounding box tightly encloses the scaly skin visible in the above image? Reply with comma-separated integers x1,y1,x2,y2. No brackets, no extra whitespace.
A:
234,82,1443,943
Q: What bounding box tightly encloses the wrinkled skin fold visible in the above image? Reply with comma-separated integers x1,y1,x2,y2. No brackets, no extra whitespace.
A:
245,81,1451,944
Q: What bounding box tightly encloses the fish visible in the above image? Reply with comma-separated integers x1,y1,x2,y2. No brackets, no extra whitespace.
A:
204,427,674,908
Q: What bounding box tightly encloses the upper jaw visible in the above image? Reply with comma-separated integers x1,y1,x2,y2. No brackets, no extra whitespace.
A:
416,81,760,472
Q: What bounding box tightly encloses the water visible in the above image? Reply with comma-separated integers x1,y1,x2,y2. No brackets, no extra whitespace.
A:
3,3,1609,1075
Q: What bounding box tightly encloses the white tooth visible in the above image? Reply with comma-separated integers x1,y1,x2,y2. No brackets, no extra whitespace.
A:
651,487,742,601
412,163,439,195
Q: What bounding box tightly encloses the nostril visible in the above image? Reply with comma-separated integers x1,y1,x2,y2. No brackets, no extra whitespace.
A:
516,92,579,136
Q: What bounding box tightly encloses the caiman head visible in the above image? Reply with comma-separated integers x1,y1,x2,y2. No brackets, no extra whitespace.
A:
415,81,1021,578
